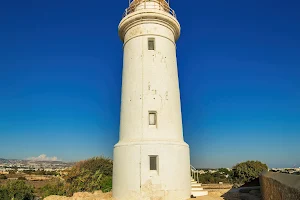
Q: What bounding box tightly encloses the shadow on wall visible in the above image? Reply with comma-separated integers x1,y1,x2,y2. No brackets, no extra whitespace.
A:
259,171,300,200
221,178,262,200
221,172,300,200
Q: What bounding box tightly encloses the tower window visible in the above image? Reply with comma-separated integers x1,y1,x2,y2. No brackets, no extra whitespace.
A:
149,156,158,170
148,38,155,50
149,111,157,126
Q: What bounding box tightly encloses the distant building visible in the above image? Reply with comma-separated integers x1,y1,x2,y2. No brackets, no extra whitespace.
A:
0,171,9,175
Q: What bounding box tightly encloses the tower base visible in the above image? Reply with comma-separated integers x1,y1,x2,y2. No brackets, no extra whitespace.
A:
112,141,191,200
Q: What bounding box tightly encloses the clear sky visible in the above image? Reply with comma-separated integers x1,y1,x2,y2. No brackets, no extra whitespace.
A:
0,0,299,168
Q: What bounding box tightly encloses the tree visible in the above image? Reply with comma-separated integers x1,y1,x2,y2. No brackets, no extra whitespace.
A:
218,168,232,175
232,160,268,183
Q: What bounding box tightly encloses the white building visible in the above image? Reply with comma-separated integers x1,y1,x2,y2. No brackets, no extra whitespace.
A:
112,0,191,199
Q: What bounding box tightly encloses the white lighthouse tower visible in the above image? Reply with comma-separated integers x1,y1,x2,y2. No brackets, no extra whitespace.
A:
113,0,191,199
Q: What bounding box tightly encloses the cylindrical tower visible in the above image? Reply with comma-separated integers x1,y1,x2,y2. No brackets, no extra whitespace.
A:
113,1,191,199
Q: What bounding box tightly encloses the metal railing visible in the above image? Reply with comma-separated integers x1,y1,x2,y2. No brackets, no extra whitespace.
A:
122,0,176,18
191,165,200,183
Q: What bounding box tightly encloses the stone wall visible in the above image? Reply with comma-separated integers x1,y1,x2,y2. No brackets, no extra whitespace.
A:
260,171,300,200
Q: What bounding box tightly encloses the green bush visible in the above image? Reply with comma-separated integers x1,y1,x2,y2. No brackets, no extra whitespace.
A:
0,157,113,199
196,172,230,184
0,174,8,179
232,160,268,183
64,156,113,196
70,156,113,176
0,187,9,200
40,180,66,198
4,180,35,200
100,176,112,193
23,170,58,176
218,168,233,176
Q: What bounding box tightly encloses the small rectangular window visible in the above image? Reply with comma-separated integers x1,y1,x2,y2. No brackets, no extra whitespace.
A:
148,38,155,50
150,156,158,170
149,111,157,126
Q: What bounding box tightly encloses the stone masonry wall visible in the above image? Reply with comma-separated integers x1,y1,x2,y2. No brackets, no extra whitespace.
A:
260,171,300,200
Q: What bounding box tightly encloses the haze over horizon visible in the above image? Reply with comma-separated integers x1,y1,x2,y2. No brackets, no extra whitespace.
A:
0,0,299,169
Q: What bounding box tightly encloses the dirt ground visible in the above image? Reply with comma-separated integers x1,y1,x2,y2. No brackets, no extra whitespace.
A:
42,183,261,200
44,187,237,200
189,183,263,200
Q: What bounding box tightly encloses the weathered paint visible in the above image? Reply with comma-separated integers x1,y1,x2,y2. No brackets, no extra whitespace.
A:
113,1,191,200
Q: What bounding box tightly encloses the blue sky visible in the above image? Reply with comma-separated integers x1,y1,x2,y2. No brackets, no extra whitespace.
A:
0,0,299,168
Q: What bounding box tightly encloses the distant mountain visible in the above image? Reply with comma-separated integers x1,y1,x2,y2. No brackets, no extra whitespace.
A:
0,158,21,163
0,158,74,166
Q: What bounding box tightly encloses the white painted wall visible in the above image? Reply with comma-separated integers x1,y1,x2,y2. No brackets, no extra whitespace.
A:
113,1,191,199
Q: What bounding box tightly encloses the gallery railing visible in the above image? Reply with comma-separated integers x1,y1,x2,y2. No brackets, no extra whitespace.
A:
122,0,176,18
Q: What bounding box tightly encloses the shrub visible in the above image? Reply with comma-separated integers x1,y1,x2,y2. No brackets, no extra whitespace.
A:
64,156,113,196
18,177,26,180
0,174,7,179
4,180,35,200
218,168,233,176
232,160,268,183
0,187,9,200
23,170,58,176
40,180,66,198
100,176,112,193
71,156,113,176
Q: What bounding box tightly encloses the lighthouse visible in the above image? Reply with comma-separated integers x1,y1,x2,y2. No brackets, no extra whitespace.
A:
113,0,191,199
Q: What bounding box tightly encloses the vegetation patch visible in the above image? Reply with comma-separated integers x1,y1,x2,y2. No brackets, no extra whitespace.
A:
41,156,113,197
0,180,35,200
232,160,268,184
